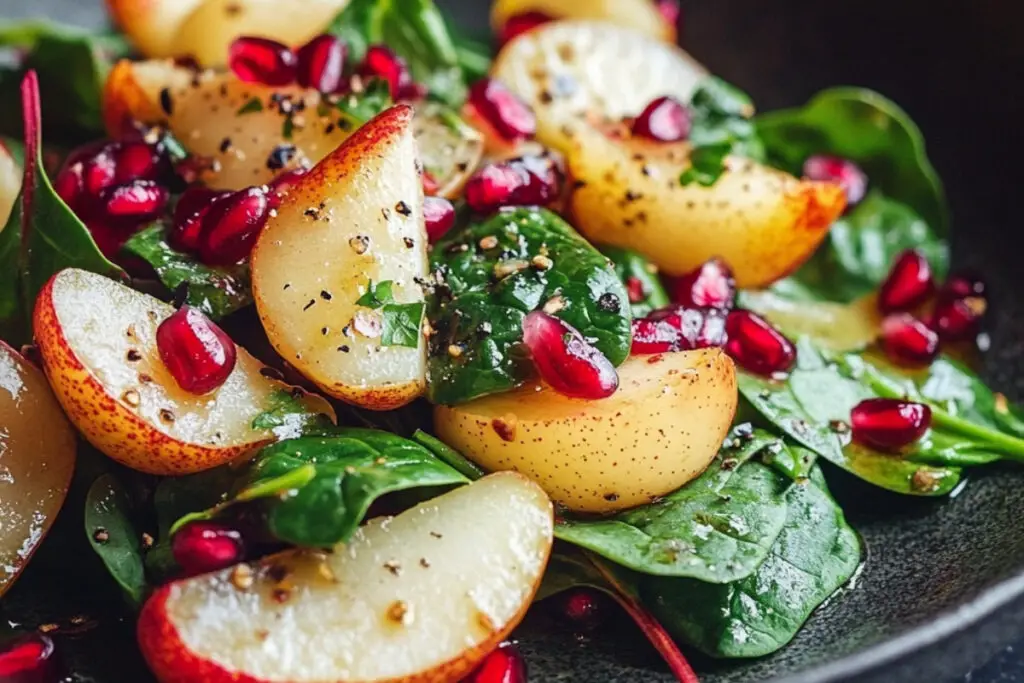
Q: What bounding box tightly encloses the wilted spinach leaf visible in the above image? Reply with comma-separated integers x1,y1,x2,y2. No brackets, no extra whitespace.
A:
85,474,147,606
427,207,631,404
642,466,861,658
599,245,669,318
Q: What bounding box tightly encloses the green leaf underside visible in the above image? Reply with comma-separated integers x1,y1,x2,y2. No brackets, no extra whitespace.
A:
174,429,469,547
599,245,670,318
756,87,948,234
122,225,253,320
643,466,861,659
555,432,791,582
427,207,631,405
84,474,147,606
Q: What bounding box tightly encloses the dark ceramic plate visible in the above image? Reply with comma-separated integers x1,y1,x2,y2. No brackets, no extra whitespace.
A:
2,0,1024,681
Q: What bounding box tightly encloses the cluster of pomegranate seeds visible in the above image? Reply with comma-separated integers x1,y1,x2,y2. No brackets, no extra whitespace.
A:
632,306,727,354
878,249,934,313
172,521,245,576
424,196,457,242
464,643,527,683
467,78,537,143
229,36,297,86
554,588,607,631
157,307,237,395
296,35,347,93
880,313,940,366
169,181,281,265
360,45,426,100
465,155,563,214
802,155,868,208
170,186,229,252
670,257,735,309
632,96,690,143
724,310,797,376
851,398,932,452
0,633,59,683
499,11,552,46
522,311,619,399
931,271,988,341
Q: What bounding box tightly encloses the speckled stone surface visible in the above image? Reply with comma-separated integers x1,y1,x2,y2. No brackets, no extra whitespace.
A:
1,0,1024,681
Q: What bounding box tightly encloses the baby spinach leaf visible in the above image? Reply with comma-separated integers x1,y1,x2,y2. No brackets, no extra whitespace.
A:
782,191,949,303
354,278,424,348
756,87,948,234
554,432,791,582
411,429,485,480
85,474,147,607
250,388,336,437
641,466,861,659
122,225,253,320
328,0,465,106
689,76,765,162
599,245,669,318
175,429,469,547
427,207,631,404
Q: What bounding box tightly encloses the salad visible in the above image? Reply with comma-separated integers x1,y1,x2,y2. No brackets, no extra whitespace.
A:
0,0,1016,681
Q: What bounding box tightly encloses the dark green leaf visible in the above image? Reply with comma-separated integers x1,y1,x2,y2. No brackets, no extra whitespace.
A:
175,429,469,547
679,142,733,187
756,87,948,234
237,97,264,115
381,302,425,347
250,388,336,436
85,474,147,606
599,245,669,318
411,429,485,480
335,79,393,125
688,77,765,162
642,466,861,658
555,432,791,582
0,197,26,343
427,207,632,404
121,225,253,320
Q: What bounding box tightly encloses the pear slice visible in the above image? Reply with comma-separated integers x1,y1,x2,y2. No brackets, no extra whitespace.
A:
33,268,334,475
138,473,554,683
251,104,428,410
492,0,676,43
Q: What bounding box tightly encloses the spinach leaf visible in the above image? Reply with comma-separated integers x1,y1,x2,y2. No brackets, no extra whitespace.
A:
354,278,425,348
327,0,466,106
554,431,791,582
756,87,948,234
122,224,253,320
0,198,25,342
174,429,469,547
427,207,631,404
334,79,393,124
783,191,949,303
0,21,129,139
85,474,147,606
250,388,336,437
411,429,485,480
679,76,765,187
641,466,861,658
599,245,669,318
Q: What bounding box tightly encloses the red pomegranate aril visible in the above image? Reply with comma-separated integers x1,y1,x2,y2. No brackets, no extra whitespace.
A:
851,398,931,452
655,0,681,29
54,162,84,207
229,36,297,86
114,140,161,182
296,34,347,93
803,155,868,208
931,295,987,342
361,45,415,99
631,316,682,354
499,11,552,46
625,277,645,304
157,306,237,395
941,270,987,300
724,310,796,376
171,521,245,576
82,147,119,195
199,186,271,266
555,588,607,631
0,633,58,682
632,96,690,143
878,249,934,314
465,642,527,683
522,311,618,399
424,196,456,243
171,186,229,253
102,179,169,220
670,258,735,309
467,78,537,142
881,313,939,366
465,156,561,213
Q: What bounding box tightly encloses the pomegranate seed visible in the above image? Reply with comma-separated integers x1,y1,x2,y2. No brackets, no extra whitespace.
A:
114,141,161,182
522,311,618,399
268,167,308,209
634,306,727,354
500,11,552,46
171,521,245,576
803,155,868,207
880,313,939,366
171,186,229,253
465,156,561,213
361,45,419,99
878,249,934,314
424,196,456,243
296,34,347,93
724,310,796,376
851,398,931,452
229,36,297,86
0,633,58,682
931,296,987,342
198,186,271,266
54,161,84,208
157,306,237,395
82,147,119,195
465,642,527,683
554,588,607,631
631,316,683,355
467,78,537,142
632,96,690,143
670,258,735,309
655,0,681,29
625,277,645,304
86,219,136,261
102,180,169,220
941,270,987,300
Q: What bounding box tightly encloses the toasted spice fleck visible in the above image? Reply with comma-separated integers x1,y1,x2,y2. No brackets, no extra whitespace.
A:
829,420,850,434
430,531,443,539
403,237,415,249
603,492,619,502
448,344,463,358
271,588,291,603
543,296,566,314
121,389,141,407
38,623,59,634
320,290,333,301
492,414,518,442
303,299,316,311
395,200,412,216
531,254,553,270
267,144,297,171
383,560,402,576
159,87,174,115
419,558,431,568
349,235,370,254
476,611,496,632
597,292,621,312
92,528,109,544
494,259,529,279
126,349,142,362
231,563,254,590
141,533,154,549
138,373,153,384
478,235,499,250
219,137,232,153
159,409,176,424
912,469,941,493
386,600,413,625
337,345,350,353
